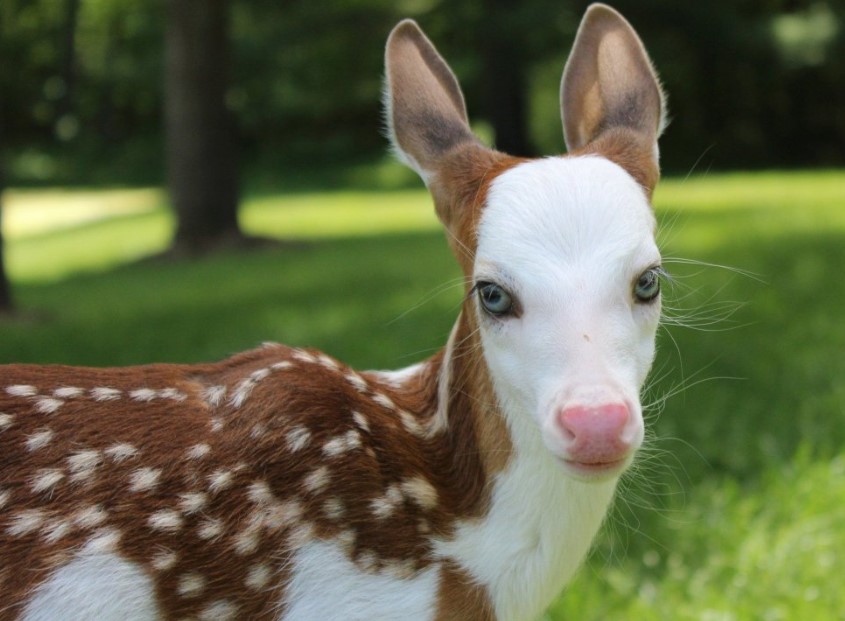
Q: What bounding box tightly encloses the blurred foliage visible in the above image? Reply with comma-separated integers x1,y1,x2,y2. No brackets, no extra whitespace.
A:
1,0,843,186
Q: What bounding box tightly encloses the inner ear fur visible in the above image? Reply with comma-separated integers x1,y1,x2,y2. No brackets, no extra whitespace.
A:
384,20,482,181
385,19,514,244
561,3,665,194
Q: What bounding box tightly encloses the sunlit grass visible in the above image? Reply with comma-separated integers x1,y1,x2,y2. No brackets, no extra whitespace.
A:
4,188,440,283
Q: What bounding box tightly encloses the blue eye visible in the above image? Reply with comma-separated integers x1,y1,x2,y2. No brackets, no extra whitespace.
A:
634,268,662,303
477,282,514,316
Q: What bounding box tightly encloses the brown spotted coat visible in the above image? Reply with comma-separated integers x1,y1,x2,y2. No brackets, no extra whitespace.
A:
0,339,502,620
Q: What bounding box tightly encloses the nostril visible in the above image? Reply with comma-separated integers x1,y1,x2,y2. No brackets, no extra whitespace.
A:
560,423,576,442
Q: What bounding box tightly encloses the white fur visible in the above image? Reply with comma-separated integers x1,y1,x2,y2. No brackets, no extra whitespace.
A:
436,155,661,620
436,429,617,621
22,552,160,621
477,156,658,462
370,361,427,388
281,539,439,621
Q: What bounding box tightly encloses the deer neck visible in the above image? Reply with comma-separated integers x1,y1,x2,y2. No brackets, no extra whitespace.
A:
428,308,620,621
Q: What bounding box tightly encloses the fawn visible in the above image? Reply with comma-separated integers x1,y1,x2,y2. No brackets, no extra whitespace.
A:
0,4,666,620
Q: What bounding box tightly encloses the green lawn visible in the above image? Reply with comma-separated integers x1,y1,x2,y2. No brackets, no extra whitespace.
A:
3,169,845,619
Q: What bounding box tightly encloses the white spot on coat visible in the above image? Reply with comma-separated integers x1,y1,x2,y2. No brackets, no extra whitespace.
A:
371,484,403,519
318,354,340,370
151,549,178,571
159,388,187,401
400,410,426,436
34,397,64,414
245,563,272,590
129,467,161,492
203,385,227,407
105,443,139,462
84,527,121,552
25,428,54,452
208,469,233,494
73,505,108,529
179,492,208,514
400,476,439,510
148,509,183,533
323,498,345,520
251,368,271,382
42,518,72,543
322,430,362,457
199,600,239,621
67,449,101,482
264,499,303,530
230,378,257,408
247,480,274,505
7,509,46,536
177,572,207,597
345,372,368,393
186,443,211,460
0,413,14,432
6,385,36,397
373,393,397,411
198,518,224,540
302,466,330,494
292,350,318,364
233,524,261,556
352,411,370,432
90,387,121,401
130,388,158,402
53,386,84,399
285,425,311,453
287,522,315,550
31,468,65,493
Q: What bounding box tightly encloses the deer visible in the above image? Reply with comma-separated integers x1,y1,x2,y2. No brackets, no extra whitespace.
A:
0,4,667,620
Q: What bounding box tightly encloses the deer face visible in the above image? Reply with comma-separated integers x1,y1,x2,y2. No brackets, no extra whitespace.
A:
385,5,666,481
474,155,661,479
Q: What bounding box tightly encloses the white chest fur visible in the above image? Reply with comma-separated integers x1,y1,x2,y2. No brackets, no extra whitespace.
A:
436,429,618,621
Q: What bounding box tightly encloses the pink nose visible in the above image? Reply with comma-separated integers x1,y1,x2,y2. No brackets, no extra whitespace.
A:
557,403,632,464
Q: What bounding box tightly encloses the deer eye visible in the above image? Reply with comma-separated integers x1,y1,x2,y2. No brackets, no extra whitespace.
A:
476,282,515,317
634,267,662,303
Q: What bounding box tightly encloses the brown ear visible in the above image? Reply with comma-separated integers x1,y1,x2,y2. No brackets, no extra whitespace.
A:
384,20,481,182
561,4,665,183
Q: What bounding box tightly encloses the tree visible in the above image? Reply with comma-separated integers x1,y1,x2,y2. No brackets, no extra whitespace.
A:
164,0,240,255
0,162,13,315
477,0,536,157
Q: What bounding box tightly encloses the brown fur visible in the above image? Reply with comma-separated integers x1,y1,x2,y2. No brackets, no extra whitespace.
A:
434,561,495,621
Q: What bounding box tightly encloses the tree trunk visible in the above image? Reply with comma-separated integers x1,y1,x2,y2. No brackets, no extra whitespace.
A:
0,160,13,314
58,0,80,122
479,0,534,157
164,0,240,255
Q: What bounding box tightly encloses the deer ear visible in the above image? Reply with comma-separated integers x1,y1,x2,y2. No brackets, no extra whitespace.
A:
384,20,480,183
561,4,665,156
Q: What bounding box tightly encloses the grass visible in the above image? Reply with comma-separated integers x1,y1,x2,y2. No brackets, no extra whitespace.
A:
3,169,845,619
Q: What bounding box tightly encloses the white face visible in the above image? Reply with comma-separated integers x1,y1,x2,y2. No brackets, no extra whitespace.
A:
474,156,661,481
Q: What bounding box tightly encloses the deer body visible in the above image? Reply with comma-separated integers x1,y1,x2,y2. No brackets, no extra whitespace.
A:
0,5,667,620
